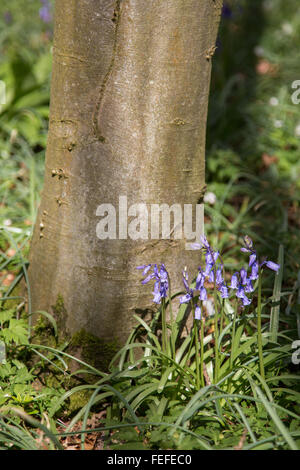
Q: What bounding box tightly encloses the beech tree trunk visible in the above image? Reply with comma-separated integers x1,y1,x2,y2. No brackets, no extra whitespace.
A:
28,0,222,344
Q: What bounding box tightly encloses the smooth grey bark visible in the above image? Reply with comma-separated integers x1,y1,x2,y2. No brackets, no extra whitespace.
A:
29,0,222,344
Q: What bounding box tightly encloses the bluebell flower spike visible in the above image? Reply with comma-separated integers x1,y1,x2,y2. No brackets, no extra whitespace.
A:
137,263,169,305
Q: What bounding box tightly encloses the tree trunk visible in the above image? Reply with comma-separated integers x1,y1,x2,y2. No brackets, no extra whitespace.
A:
28,0,222,345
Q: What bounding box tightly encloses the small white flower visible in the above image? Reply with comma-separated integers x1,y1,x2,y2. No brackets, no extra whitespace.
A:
10,129,18,143
254,46,264,57
269,97,279,106
3,219,12,226
282,22,293,35
274,119,283,128
204,191,217,205
295,123,300,137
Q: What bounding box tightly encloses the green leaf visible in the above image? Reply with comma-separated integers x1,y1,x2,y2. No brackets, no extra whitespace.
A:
269,245,284,342
7,319,29,345
254,384,299,450
0,309,15,325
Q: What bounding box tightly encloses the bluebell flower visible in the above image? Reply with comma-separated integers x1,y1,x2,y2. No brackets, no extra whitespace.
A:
261,260,280,272
190,242,202,250
152,282,162,304
216,268,224,285
241,235,254,252
141,271,156,285
230,272,239,289
207,265,228,299
240,267,248,285
241,295,251,307
230,270,252,304
196,268,205,290
241,235,280,275
236,285,246,299
39,0,52,23
219,283,229,298
200,235,211,250
222,2,233,19
208,269,215,283
180,269,194,304
158,266,169,299
136,264,152,276
236,284,252,307
190,236,220,281
180,292,193,304
206,250,219,265
190,235,210,251
199,286,207,301
241,237,258,269
249,253,257,267
204,262,214,278
179,270,203,320
244,278,254,293
137,263,169,304
192,236,228,301
250,261,259,281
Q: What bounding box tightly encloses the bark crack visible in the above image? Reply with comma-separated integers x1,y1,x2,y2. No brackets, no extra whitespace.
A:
53,48,94,66
92,0,122,143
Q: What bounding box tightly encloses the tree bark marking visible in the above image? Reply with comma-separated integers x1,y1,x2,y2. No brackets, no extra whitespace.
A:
93,0,122,142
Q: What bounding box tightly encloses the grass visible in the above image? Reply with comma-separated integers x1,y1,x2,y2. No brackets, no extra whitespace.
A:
0,0,299,450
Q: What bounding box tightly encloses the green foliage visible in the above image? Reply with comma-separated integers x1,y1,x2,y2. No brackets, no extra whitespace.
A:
0,354,64,415
52,271,299,450
0,409,63,450
0,310,28,345
0,0,51,227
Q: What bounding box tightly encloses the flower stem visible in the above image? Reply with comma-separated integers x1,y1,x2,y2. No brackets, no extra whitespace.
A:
219,298,225,360
194,318,201,390
213,279,219,383
200,316,205,388
230,298,238,370
167,274,175,360
257,268,265,379
182,320,195,372
161,298,167,356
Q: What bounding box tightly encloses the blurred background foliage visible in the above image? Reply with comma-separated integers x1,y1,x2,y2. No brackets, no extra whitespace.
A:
206,0,300,290
0,0,52,228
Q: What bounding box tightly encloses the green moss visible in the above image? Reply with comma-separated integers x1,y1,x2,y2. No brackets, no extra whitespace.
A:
70,328,119,372
68,390,93,414
52,294,65,315
51,294,67,333
31,314,57,348
34,295,119,377
32,293,69,348
34,315,49,332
